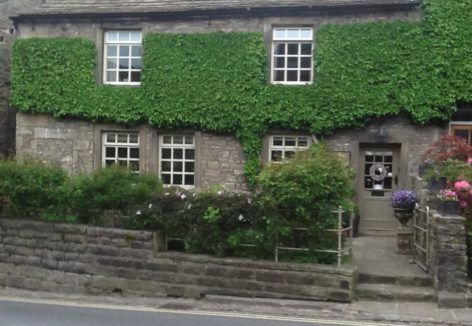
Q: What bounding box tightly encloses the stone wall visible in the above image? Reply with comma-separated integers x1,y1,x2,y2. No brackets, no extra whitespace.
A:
0,218,356,301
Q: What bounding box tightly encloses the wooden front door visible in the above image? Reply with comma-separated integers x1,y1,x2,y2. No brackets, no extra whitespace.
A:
358,146,400,235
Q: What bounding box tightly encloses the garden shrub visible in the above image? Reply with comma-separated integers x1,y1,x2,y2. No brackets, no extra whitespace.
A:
0,160,67,218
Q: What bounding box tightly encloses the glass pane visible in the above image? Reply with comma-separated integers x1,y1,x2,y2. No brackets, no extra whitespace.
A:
106,31,118,42
107,45,117,57
287,43,299,55
301,43,312,55
174,148,183,159
105,160,115,166
129,161,139,172
130,147,139,159
287,29,299,39
131,71,141,82
131,59,141,69
106,71,116,82
454,129,469,141
374,155,383,163
287,57,298,68
285,151,295,159
287,70,298,81
107,59,117,69
118,160,127,167
117,134,128,143
174,136,183,144
118,147,127,158
300,29,312,39
161,161,171,172
173,161,183,172
274,44,285,55
273,137,283,146
300,57,311,68
119,58,129,69
119,46,130,57
119,31,130,42
285,137,296,146
184,175,194,186
271,150,283,162
384,178,392,189
106,133,116,143
173,174,183,185
300,70,311,82
274,70,284,82
298,137,308,147
185,162,195,173
365,152,374,162
185,136,194,145
161,149,171,160
129,134,138,143
384,155,393,163
130,31,141,42
364,177,373,189
118,71,129,82
163,136,172,144
365,163,372,175
161,174,171,185
275,57,285,68
131,46,141,57
185,149,195,160
274,29,286,39
105,147,116,158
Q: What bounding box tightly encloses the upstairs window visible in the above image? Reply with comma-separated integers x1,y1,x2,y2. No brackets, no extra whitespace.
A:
269,135,309,162
104,31,142,85
272,27,313,85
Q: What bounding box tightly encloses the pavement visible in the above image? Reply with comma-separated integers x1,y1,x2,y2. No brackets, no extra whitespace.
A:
0,287,471,326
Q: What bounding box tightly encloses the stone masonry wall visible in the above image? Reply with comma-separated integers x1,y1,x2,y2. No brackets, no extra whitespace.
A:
0,218,356,301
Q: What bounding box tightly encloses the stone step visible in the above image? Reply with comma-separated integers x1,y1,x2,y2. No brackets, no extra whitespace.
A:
358,272,433,287
356,283,436,302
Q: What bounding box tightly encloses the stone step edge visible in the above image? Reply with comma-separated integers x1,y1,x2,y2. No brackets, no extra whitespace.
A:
356,283,436,302
358,272,433,287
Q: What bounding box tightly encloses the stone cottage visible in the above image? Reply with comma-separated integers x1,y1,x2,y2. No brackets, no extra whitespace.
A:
7,0,469,235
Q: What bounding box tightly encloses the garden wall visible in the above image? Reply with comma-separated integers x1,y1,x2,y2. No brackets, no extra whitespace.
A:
0,218,356,302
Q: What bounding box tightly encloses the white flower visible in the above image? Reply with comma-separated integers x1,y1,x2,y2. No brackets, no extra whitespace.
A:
136,210,142,215
181,194,186,200
148,203,153,209
164,192,170,196
247,198,252,204
187,204,192,210
217,190,223,195
238,214,244,221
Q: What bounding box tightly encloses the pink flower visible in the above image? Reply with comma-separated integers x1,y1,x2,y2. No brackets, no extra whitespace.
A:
454,180,471,190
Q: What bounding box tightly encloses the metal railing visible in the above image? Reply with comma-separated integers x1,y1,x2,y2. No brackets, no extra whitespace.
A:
413,205,430,272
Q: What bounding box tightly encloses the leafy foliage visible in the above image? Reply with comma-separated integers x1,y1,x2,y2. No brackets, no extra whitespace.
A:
10,0,472,186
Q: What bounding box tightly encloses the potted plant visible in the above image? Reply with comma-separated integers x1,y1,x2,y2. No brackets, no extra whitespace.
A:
436,188,461,215
390,190,417,227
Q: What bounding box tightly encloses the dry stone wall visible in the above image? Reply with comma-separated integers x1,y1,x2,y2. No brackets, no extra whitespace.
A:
0,218,356,301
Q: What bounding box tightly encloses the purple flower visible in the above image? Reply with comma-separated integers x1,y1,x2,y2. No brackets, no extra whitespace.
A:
390,190,417,210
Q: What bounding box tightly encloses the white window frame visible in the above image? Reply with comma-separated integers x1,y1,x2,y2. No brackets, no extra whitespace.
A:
269,135,310,162
271,27,313,85
102,132,140,172
159,135,195,188
103,30,142,85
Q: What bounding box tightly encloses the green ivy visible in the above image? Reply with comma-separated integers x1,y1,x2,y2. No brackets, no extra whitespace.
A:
10,0,472,187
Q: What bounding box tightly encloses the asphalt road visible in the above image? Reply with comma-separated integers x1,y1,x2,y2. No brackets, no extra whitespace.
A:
0,299,391,326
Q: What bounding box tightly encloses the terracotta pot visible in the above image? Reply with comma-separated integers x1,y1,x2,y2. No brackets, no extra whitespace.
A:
392,208,414,227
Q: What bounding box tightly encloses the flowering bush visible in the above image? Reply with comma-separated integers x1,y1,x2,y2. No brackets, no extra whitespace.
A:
454,180,472,209
437,188,458,201
422,135,472,164
390,190,417,210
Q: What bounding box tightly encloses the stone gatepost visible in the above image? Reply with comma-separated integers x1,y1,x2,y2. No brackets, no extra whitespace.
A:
430,212,469,308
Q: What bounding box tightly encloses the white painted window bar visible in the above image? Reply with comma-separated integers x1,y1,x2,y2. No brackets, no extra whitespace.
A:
164,206,353,267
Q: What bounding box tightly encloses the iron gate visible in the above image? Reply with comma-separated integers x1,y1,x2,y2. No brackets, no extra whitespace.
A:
413,206,430,272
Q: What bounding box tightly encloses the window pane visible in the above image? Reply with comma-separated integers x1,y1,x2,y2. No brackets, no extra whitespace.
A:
454,129,469,141
106,71,116,82
118,160,127,167
287,57,298,68
300,29,312,39
174,136,183,144
161,174,171,184
275,57,285,68
300,57,311,68
301,43,312,55
300,70,311,82
274,44,285,55
298,137,308,147
185,149,195,160
106,133,116,142
161,161,171,172
285,137,296,146
162,148,171,159
184,175,194,186
118,71,129,82
174,148,183,159
106,160,115,166
107,59,117,69
129,134,139,143
129,161,139,172
118,147,128,158
131,46,141,57
185,162,195,173
119,31,130,42
173,174,183,185
106,31,118,42
274,70,284,82
131,71,141,82
287,70,298,81
117,134,128,143
173,161,183,172
287,29,299,39
274,29,286,39
285,151,295,159
185,136,194,145
163,136,172,144
287,43,299,55
271,150,283,162
273,136,283,146
131,59,141,69
119,46,130,57
119,58,129,69
105,147,116,158
130,31,141,42
130,147,139,159
107,46,117,57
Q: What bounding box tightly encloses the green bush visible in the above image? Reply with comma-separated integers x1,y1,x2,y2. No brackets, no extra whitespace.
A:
0,160,67,218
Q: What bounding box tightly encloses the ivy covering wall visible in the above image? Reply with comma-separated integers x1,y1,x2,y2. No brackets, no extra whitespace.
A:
11,0,472,186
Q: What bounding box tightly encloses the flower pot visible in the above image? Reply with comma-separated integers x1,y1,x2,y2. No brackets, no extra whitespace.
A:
392,208,414,227
418,163,432,178
437,199,461,215
427,176,448,191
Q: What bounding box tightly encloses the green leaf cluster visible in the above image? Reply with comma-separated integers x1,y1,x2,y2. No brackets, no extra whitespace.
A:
11,0,472,186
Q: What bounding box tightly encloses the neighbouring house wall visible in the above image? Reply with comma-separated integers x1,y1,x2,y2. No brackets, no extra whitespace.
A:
0,218,356,301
